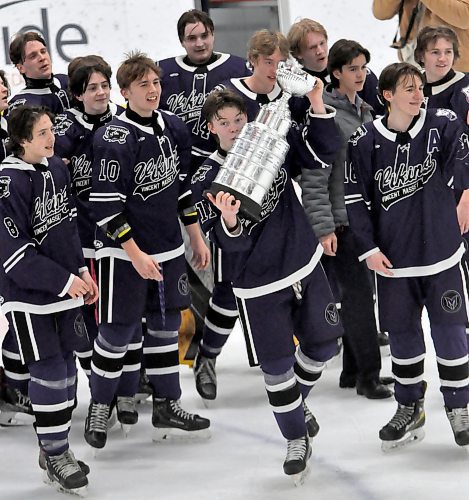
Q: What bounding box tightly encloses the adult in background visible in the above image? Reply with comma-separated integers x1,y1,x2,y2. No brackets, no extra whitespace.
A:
372,0,469,71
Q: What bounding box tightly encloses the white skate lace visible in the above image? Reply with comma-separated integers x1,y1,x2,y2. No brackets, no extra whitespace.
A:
286,437,308,462
303,402,313,424
388,404,415,430
447,407,469,432
117,396,137,414
49,450,80,479
89,402,109,432
195,356,216,386
169,400,196,421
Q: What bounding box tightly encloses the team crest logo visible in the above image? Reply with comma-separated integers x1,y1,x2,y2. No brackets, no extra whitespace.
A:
0,176,11,198
463,85,469,104
0,296,4,305
192,164,212,184
103,125,130,144
436,108,457,121
325,303,339,326
53,114,73,136
349,125,367,146
178,273,189,295
94,239,104,249
74,313,88,339
441,290,462,313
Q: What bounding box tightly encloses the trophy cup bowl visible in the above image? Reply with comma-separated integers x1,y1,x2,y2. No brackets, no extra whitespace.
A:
205,61,316,223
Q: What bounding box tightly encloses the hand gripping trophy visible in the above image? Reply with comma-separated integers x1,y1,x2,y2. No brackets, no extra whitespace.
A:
206,59,317,222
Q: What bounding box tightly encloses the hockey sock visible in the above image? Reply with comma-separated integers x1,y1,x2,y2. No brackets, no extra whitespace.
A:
294,347,326,399
145,310,181,400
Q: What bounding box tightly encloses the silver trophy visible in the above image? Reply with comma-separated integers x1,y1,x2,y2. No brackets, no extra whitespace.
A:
206,59,317,222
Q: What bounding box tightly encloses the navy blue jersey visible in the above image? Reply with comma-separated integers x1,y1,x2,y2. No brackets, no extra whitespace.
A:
158,53,250,164
202,110,340,297
0,116,7,164
424,70,469,124
54,104,123,257
345,108,469,277
90,108,196,262
0,155,86,314
8,74,70,115
192,150,244,282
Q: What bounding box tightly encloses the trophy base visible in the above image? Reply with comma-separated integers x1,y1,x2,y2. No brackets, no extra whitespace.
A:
204,182,262,223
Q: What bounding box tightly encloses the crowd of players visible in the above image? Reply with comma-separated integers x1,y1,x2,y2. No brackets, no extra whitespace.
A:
0,6,468,496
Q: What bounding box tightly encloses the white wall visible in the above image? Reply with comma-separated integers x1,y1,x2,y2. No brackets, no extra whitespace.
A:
1,0,194,98
279,0,400,74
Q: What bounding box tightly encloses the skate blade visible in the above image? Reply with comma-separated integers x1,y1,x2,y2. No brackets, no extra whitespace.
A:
45,474,88,497
290,463,311,487
135,393,152,404
120,423,134,437
152,427,211,443
381,427,425,452
202,398,215,409
0,410,35,426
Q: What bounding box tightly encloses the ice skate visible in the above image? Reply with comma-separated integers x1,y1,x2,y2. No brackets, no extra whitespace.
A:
445,406,469,447
302,401,319,438
0,383,35,426
40,447,90,482
151,398,210,442
379,398,425,452
84,401,110,450
194,353,217,405
135,372,153,403
117,396,138,436
44,449,88,497
283,435,312,486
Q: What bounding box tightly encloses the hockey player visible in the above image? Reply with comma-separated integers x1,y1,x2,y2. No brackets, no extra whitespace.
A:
8,32,69,114
0,105,98,494
345,62,469,451
201,78,343,481
300,39,393,399
287,18,385,117
0,69,33,425
85,52,211,449
157,9,250,171
192,30,299,402
216,30,289,121
414,26,469,123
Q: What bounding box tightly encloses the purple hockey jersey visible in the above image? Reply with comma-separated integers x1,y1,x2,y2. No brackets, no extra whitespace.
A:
424,70,469,124
0,155,85,314
201,110,340,298
345,108,469,277
90,108,197,262
158,53,250,166
54,103,124,257
8,74,70,115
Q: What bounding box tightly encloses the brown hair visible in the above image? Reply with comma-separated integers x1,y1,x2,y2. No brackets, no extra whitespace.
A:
9,31,47,65
203,89,247,123
177,9,214,43
287,18,328,59
414,25,460,67
7,105,55,156
247,30,289,63
378,62,423,102
116,51,161,90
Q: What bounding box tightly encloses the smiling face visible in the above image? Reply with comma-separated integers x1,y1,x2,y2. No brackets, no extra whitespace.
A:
384,74,424,118
121,70,161,117
207,105,247,151
21,113,55,163
17,40,52,79
297,31,328,72
333,53,368,96
181,22,215,65
76,71,111,115
422,37,455,83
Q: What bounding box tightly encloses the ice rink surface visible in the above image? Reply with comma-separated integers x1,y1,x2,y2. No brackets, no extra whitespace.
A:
1,317,467,500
